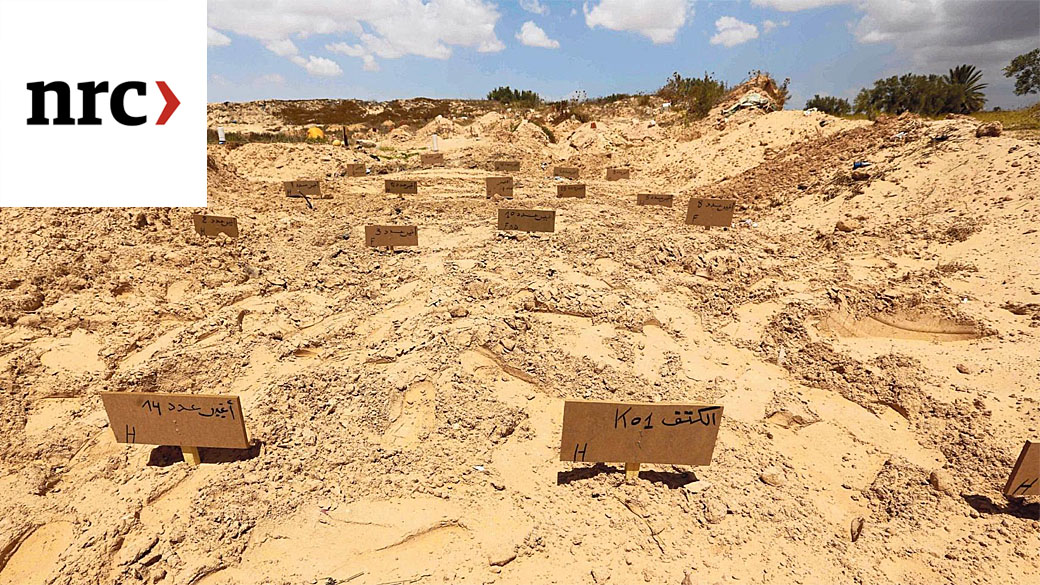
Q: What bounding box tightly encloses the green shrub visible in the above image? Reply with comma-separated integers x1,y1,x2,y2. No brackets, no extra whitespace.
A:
854,64,988,116
486,86,541,107
805,94,852,116
657,72,728,119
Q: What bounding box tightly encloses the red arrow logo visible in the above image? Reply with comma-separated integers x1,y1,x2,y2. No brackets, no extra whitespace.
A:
155,81,179,125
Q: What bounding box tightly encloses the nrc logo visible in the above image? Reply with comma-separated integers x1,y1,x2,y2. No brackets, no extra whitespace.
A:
26,81,180,126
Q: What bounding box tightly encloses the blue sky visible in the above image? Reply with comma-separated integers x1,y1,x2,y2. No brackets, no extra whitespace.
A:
207,0,1040,110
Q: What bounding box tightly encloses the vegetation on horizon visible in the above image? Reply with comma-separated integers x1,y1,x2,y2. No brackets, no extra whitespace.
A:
486,86,541,107
1004,48,1039,96
805,94,852,116
657,72,729,119
853,63,990,116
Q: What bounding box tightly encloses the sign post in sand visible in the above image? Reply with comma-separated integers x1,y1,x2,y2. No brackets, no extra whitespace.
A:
365,225,418,251
344,163,366,177
101,392,249,466
554,166,579,180
486,177,514,198
385,179,418,195
686,197,736,228
637,194,674,207
557,184,586,198
606,167,630,181
420,152,444,167
1004,440,1039,497
493,160,521,172
192,214,239,238
498,209,555,232
559,399,723,481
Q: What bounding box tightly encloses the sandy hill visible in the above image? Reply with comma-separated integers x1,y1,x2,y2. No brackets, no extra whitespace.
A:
1,82,1038,585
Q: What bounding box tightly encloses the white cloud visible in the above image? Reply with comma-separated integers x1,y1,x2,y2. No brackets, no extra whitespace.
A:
750,0,845,10
208,27,231,47
710,16,759,47
516,21,560,48
209,0,505,73
761,19,789,34
255,73,285,85
290,56,343,77
519,0,548,15
583,0,692,44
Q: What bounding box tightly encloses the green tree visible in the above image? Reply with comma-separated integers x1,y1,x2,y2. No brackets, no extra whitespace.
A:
486,86,541,106
805,94,851,115
944,64,987,113
1004,48,1040,95
657,72,728,119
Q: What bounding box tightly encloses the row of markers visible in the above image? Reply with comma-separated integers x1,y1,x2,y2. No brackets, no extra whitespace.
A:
195,161,735,245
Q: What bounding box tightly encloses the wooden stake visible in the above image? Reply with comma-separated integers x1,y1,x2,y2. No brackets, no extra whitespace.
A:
625,462,640,481
182,446,201,467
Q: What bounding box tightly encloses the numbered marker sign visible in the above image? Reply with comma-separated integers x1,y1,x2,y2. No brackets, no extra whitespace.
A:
385,180,418,194
606,167,630,181
554,166,579,180
101,392,249,449
284,180,327,199
365,225,418,247
486,177,514,198
493,160,521,172
1005,440,1039,496
344,163,366,177
637,194,674,207
192,214,239,238
557,184,586,198
559,400,723,466
686,197,736,227
420,152,444,166
497,209,555,233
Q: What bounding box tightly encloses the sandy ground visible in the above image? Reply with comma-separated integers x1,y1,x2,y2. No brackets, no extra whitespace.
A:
1,90,1038,585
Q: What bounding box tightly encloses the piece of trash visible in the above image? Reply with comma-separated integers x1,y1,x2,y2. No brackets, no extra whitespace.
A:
852,161,872,169
474,465,485,472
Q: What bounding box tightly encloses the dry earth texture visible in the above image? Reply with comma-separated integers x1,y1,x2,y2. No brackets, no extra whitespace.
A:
2,80,1039,585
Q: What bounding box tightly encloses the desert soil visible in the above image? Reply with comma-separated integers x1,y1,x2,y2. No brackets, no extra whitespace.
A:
1,84,1038,585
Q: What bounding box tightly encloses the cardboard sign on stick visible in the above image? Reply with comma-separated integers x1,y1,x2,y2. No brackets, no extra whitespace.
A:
486,177,514,198
493,160,521,172
192,214,239,238
420,152,445,166
559,400,723,467
284,180,327,199
385,180,418,194
1004,440,1039,496
606,167,630,181
637,194,674,207
101,392,249,450
365,225,419,247
344,163,366,177
557,184,586,198
554,166,579,180
686,197,736,227
498,209,555,233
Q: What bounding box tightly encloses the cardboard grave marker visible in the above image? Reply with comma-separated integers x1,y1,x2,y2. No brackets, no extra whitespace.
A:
420,152,445,166
101,392,249,466
557,184,586,198
344,163,366,177
493,160,521,172
192,214,239,238
686,197,736,228
559,399,723,480
284,180,328,199
606,167,631,181
365,225,418,248
385,179,418,195
498,209,555,233
485,177,514,198
637,193,674,207
554,166,579,180
1004,440,1039,497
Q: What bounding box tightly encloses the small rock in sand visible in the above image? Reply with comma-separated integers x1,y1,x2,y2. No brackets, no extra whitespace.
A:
975,122,1002,138
835,218,861,232
760,467,786,487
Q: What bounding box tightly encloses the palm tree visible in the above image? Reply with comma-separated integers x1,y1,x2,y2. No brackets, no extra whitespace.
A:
944,64,987,113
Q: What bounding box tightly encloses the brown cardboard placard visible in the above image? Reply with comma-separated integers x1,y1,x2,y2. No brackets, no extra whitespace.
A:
498,208,555,233
365,225,419,247
1004,440,1039,496
559,400,723,466
385,179,418,194
557,184,586,198
554,166,579,180
192,214,239,238
284,180,327,199
344,163,366,177
606,167,630,181
637,193,674,207
485,177,514,198
493,160,521,172
686,197,736,227
420,152,445,166
101,392,249,449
